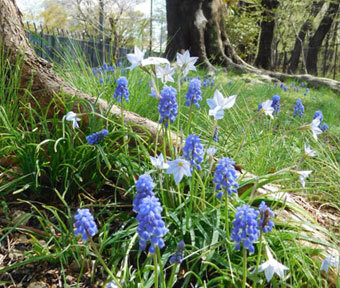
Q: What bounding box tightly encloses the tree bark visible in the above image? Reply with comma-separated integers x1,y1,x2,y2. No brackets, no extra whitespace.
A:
306,2,339,75
254,0,279,70
288,1,324,74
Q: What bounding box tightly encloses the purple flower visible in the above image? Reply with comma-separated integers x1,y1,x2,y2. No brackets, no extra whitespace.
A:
231,204,260,253
293,99,304,118
313,110,328,132
86,129,108,145
170,241,185,264
258,201,275,233
158,86,178,127
135,195,168,253
74,208,98,241
185,78,202,108
114,76,130,102
133,174,155,212
213,157,238,198
271,95,280,114
183,134,204,170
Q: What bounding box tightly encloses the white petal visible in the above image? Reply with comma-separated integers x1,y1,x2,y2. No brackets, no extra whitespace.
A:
222,95,237,109
141,57,170,66
207,98,217,110
213,90,225,105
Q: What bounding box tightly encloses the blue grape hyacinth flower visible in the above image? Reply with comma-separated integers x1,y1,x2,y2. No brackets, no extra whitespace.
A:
213,157,239,198
185,78,202,108
114,76,130,102
293,99,304,118
271,95,280,114
183,134,204,170
133,174,155,212
158,86,178,127
74,208,98,241
135,195,168,253
258,201,275,233
231,204,260,253
170,241,185,264
86,129,108,145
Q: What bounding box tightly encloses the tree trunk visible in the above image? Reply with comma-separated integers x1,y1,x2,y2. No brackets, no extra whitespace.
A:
254,0,279,70
289,1,324,74
306,2,339,75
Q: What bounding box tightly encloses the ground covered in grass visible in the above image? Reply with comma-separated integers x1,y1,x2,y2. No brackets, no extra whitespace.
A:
1,49,340,287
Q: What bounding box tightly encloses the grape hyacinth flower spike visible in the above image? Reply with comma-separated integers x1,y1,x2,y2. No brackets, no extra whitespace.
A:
258,201,275,233
183,134,204,170
293,99,304,118
271,95,280,114
185,78,202,108
133,174,168,253
114,77,130,102
170,241,185,264
231,204,260,253
213,157,239,198
86,129,108,145
74,208,98,241
158,86,178,127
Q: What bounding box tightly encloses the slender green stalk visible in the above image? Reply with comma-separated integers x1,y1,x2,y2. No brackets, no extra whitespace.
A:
153,252,159,288
242,248,247,288
88,237,121,288
157,247,166,288
255,231,263,274
167,263,179,288
186,104,194,137
225,191,230,241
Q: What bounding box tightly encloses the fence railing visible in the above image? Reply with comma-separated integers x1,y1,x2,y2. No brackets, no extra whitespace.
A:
25,23,131,67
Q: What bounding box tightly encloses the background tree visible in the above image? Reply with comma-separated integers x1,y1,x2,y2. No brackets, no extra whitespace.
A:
306,1,339,75
254,0,279,69
288,1,324,74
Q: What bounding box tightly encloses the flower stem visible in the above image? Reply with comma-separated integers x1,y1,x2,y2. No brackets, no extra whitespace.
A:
242,248,247,288
186,104,194,137
153,252,159,288
157,247,166,288
88,237,121,288
225,191,230,241
255,231,263,273
167,263,179,288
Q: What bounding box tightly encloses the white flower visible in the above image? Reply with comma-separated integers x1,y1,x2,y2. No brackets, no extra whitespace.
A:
166,158,192,184
156,64,175,84
321,255,339,273
176,50,198,77
260,100,274,119
141,57,170,67
150,153,169,170
206,146,217,157
126,46,145,70
256,246,289,282
309,118,322,141
207,90,237,120
304,144,317,157
296,170,313,188
65,111,80,129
